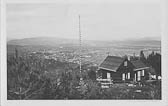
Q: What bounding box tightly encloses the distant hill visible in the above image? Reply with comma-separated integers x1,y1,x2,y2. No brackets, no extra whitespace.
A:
7,36,161,48
7,37,79,46
118,39,161,47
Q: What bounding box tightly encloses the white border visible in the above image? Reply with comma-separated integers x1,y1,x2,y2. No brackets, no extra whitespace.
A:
1,0,7,105
161,0,168,105
1,0,168,106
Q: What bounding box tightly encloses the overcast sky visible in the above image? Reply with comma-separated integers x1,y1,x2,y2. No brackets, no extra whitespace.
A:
7,0,161,41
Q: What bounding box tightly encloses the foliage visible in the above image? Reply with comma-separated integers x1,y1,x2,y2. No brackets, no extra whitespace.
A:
146,52,161,76
140,50,147,64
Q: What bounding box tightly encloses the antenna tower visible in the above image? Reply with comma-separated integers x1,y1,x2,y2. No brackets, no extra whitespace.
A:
79,15,82,74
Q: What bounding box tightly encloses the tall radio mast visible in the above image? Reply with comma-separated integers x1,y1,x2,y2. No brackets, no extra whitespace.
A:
79,15,82,74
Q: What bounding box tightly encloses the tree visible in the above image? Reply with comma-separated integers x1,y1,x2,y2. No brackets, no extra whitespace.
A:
147,52,161,77
140,50,147,64
7,49,49,99
88,70,96,80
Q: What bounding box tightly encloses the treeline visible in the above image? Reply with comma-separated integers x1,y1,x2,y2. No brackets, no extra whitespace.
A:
146,51,161,76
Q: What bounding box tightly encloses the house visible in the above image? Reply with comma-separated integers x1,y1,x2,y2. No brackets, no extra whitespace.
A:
97,55,152,84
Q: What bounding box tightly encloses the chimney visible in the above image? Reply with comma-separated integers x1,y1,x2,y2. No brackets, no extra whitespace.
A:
133,53,135,57
127,55,130,61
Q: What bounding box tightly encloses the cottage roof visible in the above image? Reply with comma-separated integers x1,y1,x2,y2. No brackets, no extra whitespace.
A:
99,56,124,72
130,60,148,70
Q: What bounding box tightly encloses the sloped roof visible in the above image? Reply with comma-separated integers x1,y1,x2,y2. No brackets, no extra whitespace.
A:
130,60,148,70
99,56,124,72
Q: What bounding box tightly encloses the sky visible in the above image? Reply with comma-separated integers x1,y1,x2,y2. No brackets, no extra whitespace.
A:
7,0,161,41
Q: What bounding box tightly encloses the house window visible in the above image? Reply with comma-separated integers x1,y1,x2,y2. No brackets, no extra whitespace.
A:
137,71,141,81
127,72,130,79
107,72,111,79
122,73,125,81
124,61,127,66
141,70,145,76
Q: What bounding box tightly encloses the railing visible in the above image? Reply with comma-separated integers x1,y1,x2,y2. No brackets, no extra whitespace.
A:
96,78,111,82
96,78,113,88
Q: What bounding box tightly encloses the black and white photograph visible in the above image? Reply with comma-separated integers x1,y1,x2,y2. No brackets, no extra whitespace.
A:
5,0,163,100
1,0,168,105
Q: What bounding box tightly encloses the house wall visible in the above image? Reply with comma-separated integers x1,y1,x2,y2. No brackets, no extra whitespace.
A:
101,70,107,79
116,59,135,82
98,59,135,82
99,68,150,83
100,69,116,79
133,69,149,81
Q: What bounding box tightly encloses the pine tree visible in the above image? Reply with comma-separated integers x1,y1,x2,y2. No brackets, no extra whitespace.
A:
140,50,147,64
